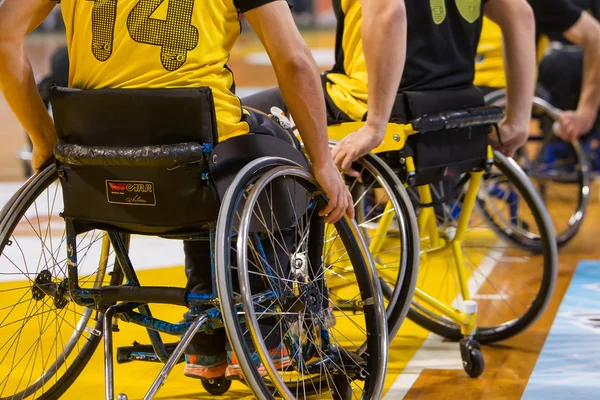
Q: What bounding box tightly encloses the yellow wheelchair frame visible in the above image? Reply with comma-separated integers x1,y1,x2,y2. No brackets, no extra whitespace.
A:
328,122,495,340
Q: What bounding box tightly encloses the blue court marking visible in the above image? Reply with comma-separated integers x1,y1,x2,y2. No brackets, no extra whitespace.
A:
522,261,600,400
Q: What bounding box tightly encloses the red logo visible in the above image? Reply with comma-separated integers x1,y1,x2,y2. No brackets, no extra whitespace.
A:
109,183,127,192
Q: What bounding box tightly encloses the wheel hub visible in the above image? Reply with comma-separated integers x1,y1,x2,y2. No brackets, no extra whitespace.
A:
31,269,70,309
32,270,52,301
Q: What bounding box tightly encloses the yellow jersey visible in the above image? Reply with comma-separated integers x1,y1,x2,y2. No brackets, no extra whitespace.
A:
324,0,368,122
60,0,271,141
473,18,508,88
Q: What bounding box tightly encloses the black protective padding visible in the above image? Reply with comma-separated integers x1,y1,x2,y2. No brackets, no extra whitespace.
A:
210,134,310,232
391,86,491,186
50,87,218,146
411,106,504,134
51,87,220,235
55,142,206,168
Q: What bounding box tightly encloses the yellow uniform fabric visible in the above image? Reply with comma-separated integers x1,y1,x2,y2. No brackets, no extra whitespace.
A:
324,0,368,122
60,0,248,140
473,18,507,88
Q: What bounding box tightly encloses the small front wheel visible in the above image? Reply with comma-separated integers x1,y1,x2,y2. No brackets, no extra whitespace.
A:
460,339,485,378
201,377,232,396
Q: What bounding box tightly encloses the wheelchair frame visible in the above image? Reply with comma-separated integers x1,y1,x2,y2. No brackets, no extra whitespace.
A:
8,156,389,400
330,122,486,341
328,106,558,377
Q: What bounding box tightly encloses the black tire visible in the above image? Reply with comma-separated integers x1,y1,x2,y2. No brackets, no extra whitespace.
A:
201,377,232,395
216,160,388,400
0,164,120,399
460,339,484,378
407,152,558,344
485,90,590,249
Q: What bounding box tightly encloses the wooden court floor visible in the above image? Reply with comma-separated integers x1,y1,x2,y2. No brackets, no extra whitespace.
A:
0,32,598,399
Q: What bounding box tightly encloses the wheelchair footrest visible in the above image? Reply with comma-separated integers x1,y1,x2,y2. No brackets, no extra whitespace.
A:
116,341,185,364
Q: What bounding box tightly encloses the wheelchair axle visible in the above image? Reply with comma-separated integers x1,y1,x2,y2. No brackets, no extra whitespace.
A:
32,269,70,309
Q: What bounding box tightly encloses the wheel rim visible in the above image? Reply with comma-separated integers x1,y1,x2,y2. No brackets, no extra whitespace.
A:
0,167,111,399
234,166,387,400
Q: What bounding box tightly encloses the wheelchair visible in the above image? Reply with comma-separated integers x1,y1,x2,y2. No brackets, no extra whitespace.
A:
329,92,558,378
0,88,390,400
485,89,591,248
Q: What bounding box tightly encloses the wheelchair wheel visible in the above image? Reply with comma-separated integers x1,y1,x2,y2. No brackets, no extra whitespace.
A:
216,158,388,400
0,164,120,399
348,153,419,338
486,90,590,248
407,152,558,344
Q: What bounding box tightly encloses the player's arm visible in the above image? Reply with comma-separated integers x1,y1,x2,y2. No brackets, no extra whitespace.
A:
560,12,600,140
243,0,353,223
332,0,406,176
0,0,57,172
485,0,536,156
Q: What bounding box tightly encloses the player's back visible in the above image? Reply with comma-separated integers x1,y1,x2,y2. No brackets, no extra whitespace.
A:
325,0,486,122
60,0,248,140
401,0,485,91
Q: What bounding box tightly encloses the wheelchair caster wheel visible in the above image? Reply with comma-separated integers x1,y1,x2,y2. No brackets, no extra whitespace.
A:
201,376,232,395
116,394,128,400
460,339,484,378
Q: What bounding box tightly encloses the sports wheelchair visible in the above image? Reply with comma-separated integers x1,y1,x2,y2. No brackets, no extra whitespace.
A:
329,88,558,378
485,89,591,248
0,88,391,400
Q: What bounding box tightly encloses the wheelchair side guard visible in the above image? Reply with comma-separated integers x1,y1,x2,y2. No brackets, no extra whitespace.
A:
327,122,408,154
210,134,310,232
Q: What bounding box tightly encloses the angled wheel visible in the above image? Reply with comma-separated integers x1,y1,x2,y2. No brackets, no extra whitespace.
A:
486,90,590,248
0,164,121,399
216,158,388,400
407,152,558,344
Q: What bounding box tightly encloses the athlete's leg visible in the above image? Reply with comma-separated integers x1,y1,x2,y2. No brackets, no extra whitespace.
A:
538,49,583,113
183,240,228,379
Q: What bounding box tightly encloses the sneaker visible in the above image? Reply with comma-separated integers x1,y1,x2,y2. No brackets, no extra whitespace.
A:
183,353,228,379
225,345,291,380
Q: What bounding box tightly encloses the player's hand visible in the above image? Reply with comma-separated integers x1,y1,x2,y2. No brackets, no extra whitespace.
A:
331,123,385,177
31,135,56,173
489,119,529,157
312,159,354,224
555,109,597,142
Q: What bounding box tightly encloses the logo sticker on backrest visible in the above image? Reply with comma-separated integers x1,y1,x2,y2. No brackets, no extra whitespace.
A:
106,180,156,206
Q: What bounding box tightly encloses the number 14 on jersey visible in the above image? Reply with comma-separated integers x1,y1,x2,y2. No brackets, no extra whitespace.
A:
87,0,199,71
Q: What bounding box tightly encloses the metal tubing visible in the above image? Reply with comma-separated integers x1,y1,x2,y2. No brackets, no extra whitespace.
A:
452,240,472,301
143,315,208,400
104,303,139,400
104,308,116,400
368,200,395,255
108,232,169,363
413,288,466,326
418,185,441,247
453,171,484,241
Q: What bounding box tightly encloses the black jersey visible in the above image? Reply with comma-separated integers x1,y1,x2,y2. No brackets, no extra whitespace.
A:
325,0,487,121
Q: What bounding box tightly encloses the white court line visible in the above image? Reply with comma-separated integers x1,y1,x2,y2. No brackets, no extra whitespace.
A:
472,293,509,300
383,248,503,399
246,48,335,68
